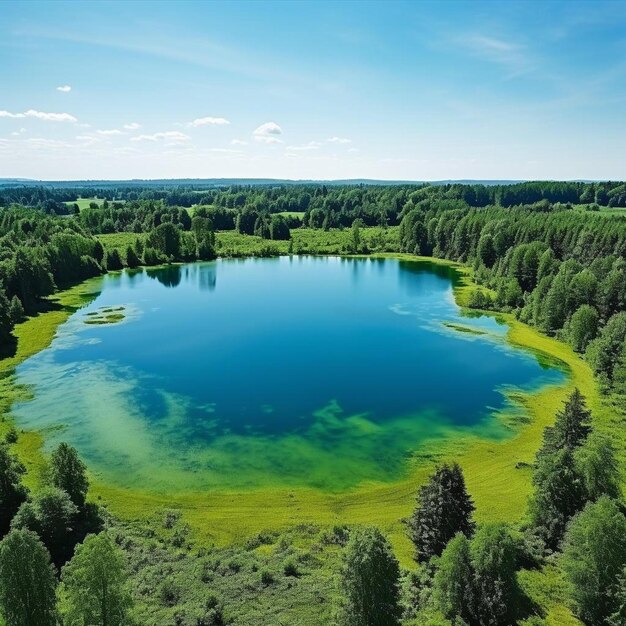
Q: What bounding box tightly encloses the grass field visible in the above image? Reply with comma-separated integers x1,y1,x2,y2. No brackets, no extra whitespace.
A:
97,227,400,257
64,197,105,210
276,210,305,218
97,231,144,251
3,231,613,624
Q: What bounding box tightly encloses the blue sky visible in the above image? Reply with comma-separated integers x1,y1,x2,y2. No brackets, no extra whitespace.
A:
1,0,625,181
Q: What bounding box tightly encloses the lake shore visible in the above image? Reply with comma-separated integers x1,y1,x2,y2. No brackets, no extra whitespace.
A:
0,250,601,567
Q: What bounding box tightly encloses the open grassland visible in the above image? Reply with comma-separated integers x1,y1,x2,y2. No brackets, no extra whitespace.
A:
64,196,105,210
218,226,399,255
3,232,613,624
276,210,305,218
97,231,144,251
97,227,401,257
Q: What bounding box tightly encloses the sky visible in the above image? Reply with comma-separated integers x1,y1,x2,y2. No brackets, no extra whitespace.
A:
1,0,625,181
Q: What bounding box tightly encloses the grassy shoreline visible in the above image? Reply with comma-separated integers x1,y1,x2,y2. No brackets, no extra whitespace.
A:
0,248,603,623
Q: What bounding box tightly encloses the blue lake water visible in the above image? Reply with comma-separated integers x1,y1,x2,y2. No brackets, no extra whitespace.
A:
12,257,566,492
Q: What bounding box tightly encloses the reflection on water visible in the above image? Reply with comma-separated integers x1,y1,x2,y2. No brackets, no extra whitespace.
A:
11,257,566,493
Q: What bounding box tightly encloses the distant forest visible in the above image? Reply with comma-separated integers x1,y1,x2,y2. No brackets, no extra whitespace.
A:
1,179,626,217
1,180,626,394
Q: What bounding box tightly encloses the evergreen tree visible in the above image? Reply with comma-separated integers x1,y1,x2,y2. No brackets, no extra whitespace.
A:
197,235,216,260
409,463,475,561
0,441,28,536
350,218,363,253
586,312,626,384
105,248,123,271
125,245,140,269
8,295,24,324
477,234,497,268
59,532,133,626
0,529,58,626
0,288,14,344
49,442,89,508
610,568,626,626
339,526,401,626
613,344,626,397
566,304,599,352
541,388,591,455
134,237,144,258
530,448,586,549
575,432,621,502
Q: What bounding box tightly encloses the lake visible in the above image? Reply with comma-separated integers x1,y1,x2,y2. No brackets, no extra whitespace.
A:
12,256,565,492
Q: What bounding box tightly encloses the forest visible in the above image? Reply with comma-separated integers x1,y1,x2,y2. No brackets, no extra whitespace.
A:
1,180,626,625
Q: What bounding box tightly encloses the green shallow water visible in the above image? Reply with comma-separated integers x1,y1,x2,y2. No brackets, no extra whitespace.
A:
12,257,566,492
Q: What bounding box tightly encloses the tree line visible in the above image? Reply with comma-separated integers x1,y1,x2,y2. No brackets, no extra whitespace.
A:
398,201,626,395
0,434,133,626
0,207,218,349
3,180,626,215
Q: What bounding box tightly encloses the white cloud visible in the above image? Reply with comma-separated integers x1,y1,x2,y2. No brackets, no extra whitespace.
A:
130,131,190,143
96,129,124,136
230,139,247,146
253,121,282,144
209,148,242,154
123,122,141,130
190,116,230,127
75,135,101,146
56,85,72,92
286,141,322,152
0,109,77,122
327,136,352,144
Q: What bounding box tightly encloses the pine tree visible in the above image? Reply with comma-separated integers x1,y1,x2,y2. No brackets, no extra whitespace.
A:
0,442,28,536
0,288,13,344
530,448,586,549
409,463,475,561
49,442,89,508
125,245,140,269
541,388,591,454
9,295,24,324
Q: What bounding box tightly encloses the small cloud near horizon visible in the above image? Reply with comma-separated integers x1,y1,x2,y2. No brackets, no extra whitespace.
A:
328,136,352,144
130,130,190,143
0,109,77,122
190,116,230,127
56,85,72,92
253,121,282,144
